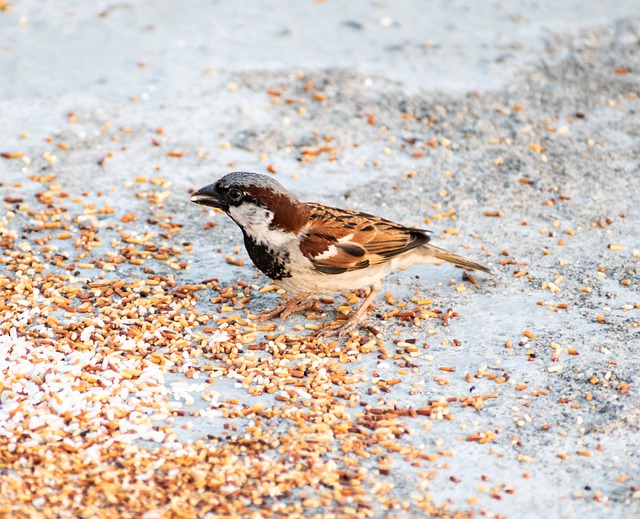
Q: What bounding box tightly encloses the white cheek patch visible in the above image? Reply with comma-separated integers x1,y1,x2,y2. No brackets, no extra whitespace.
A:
228,203,274,229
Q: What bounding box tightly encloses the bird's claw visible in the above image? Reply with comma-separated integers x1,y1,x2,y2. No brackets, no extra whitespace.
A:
315,315,364,338
257,298,321,322
257,305,286,322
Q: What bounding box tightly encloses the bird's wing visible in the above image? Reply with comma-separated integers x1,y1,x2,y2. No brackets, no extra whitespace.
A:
299,203,430,274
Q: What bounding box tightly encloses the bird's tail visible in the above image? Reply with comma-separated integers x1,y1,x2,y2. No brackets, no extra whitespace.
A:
421,243,491,274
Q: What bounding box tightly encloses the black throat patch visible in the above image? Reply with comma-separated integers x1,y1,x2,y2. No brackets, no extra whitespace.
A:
243,233,292,281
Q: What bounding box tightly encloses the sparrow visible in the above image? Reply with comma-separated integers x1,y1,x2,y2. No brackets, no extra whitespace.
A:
191,171,491,337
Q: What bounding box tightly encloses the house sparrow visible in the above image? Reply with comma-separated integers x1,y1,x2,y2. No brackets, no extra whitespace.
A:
191,171,490,337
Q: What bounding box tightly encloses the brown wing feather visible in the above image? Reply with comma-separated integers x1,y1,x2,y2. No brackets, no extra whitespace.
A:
299,203,430,274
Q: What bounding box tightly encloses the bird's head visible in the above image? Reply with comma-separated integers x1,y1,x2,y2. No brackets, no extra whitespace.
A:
190,171,309,234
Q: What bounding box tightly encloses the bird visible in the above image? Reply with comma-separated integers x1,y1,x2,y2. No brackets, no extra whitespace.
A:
191,171,491,337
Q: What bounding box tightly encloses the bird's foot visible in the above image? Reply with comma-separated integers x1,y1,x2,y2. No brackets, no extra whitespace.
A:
315,313,366,338
315,286,381,338
257,297,322,322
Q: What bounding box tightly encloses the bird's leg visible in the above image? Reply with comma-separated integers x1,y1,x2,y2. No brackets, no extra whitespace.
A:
257,296,321,322
316,285,381,338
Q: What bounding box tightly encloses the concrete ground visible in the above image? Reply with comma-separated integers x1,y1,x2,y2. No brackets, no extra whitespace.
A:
1,1,639,517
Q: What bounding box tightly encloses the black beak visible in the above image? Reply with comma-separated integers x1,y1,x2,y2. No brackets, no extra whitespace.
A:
190,183,224,209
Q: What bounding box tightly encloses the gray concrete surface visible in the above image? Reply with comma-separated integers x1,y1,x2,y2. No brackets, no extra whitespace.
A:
1,1,639,517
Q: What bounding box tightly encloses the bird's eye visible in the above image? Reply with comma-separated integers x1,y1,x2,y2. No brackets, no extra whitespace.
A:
228,188,243,202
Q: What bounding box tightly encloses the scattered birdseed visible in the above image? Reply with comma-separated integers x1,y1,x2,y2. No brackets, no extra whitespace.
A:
2,22,639,517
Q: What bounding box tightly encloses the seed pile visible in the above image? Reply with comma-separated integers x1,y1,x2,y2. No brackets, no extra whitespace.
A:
2,170,497,517
2,151,637,517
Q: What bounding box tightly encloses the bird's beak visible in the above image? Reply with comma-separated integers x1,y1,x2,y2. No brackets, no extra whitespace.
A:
190,184,223,209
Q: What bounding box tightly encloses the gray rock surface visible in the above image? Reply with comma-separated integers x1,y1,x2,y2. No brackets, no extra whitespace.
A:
1,1,639,517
